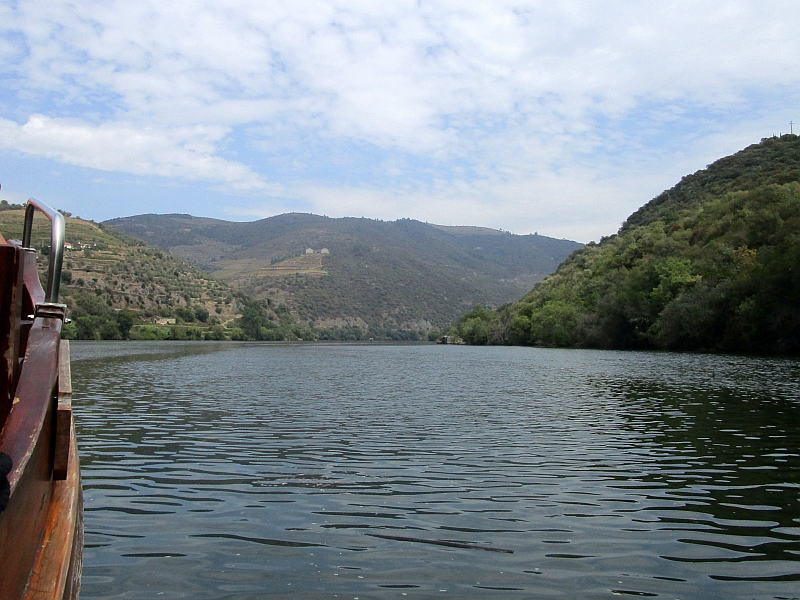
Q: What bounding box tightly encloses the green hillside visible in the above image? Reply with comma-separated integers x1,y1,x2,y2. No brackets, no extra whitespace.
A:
105,213,582,333
453,135,800,354
0,207,307,341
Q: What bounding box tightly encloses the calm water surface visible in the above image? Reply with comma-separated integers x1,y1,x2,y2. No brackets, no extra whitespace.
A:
70,342,800,599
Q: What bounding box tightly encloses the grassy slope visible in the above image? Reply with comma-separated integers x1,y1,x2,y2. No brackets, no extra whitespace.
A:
0,209,249,339
453,135,800,353
105,213,582,329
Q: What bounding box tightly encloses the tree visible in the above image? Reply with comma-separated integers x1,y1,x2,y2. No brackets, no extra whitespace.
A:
115,310,135,339
238,302,273,340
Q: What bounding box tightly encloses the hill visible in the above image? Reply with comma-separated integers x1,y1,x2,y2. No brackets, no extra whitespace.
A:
104,213,582,334
0,207,290,340
452,135,800,353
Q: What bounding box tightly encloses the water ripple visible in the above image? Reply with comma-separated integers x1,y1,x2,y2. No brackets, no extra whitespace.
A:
72,342,800,599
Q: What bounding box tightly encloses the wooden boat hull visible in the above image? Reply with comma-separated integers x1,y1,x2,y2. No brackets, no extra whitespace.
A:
0,337,83,600
0,200,82,600
24,426,83,600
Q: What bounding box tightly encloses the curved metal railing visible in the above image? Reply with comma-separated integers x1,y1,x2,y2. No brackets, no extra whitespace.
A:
22,198,65,303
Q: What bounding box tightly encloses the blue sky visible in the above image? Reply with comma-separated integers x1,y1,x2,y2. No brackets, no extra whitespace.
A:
1,1,798,242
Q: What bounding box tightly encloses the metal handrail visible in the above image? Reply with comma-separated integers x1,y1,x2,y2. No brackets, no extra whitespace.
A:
22,198,65,303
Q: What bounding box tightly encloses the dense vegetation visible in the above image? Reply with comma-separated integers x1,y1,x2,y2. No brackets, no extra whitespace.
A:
453,135,800,354
105,213,581,332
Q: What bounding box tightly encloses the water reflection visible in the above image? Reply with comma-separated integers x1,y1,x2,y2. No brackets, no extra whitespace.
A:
72,342,800,599
606,377,800,582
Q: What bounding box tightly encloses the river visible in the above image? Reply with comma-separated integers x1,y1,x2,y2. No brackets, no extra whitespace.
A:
70,341,800,599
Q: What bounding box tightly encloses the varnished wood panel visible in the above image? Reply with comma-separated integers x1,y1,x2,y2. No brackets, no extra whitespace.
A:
53,341,71,481
0,324,61,600
24,425,83,600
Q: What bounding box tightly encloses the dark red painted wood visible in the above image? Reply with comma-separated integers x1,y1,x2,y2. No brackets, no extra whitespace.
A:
0,321,61,600
0,207,83,600
21,250,45,319
0,244,24,425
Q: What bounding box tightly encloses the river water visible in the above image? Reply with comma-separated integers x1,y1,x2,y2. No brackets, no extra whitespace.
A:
70,341,800,599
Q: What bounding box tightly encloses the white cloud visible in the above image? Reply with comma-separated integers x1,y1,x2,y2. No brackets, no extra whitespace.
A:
9,1,799,133
0,116,267,190
1,1,799,238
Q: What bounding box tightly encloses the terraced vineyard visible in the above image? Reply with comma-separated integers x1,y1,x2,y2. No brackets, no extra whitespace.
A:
0,207,245,340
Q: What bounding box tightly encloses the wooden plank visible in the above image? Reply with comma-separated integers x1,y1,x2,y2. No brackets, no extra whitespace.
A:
0,324,61,600
24,424,83,600
0,325,61,489
53,341,71,481
62,488,84,600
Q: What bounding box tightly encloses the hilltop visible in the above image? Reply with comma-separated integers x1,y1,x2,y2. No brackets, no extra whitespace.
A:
452,135,800,353
105,213,582,334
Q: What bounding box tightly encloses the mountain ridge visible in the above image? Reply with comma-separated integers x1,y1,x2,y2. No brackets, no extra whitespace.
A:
105,213,583,330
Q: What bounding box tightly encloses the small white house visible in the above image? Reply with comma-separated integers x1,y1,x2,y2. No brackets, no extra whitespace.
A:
321,248,330,254
305,248,314,254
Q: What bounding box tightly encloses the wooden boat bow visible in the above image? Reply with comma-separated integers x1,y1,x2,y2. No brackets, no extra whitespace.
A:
0,199,83,600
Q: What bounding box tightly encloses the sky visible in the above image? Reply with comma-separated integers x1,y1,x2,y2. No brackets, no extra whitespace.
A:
0,1,798,242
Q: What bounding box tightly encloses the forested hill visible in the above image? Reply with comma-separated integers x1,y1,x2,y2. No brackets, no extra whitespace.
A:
453,135,800,354
105,213,581,331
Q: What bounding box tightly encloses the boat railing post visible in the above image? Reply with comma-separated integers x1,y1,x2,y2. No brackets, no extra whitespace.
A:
22,198,66,303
